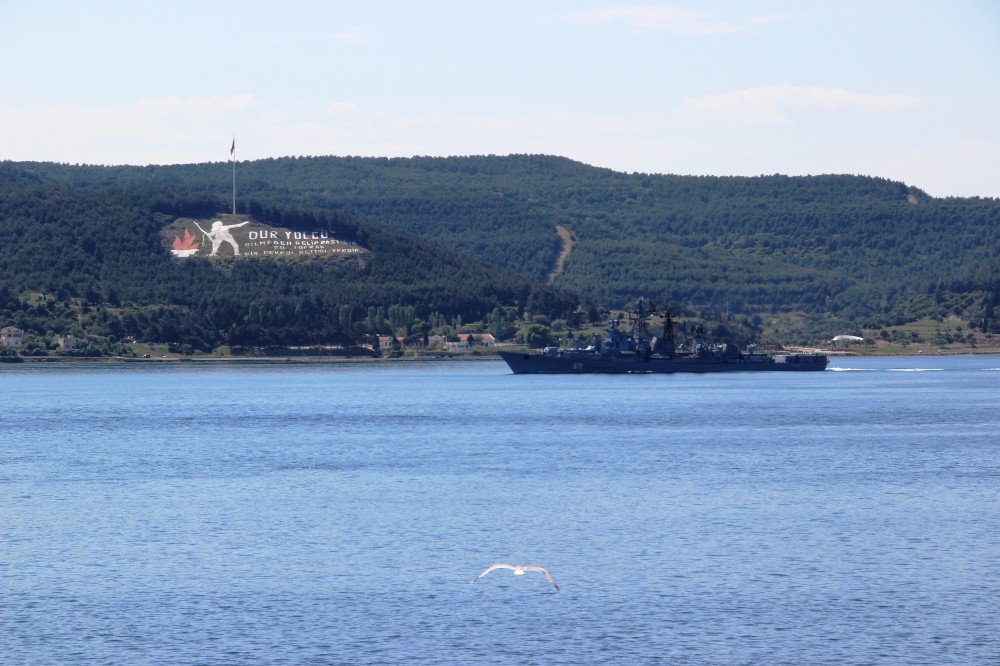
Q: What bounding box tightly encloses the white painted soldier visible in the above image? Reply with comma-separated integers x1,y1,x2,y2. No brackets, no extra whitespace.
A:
194,220,250,256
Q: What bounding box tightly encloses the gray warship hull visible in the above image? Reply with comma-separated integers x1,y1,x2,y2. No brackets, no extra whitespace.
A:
498,350,828,374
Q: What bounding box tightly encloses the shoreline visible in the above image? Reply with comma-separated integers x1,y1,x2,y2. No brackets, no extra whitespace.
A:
5,353,504,364
5,346,999,365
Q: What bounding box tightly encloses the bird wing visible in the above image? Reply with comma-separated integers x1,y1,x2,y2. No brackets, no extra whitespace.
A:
471,563,514,584
522,566,560,591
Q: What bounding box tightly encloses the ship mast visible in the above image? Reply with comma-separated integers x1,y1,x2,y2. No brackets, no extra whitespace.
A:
630,298,655,341
662,310,675,346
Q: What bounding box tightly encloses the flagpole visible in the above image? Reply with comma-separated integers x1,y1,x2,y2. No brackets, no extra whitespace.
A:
231,135,236,216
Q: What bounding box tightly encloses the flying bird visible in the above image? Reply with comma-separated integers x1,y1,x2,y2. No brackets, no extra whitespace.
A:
471,563,560,591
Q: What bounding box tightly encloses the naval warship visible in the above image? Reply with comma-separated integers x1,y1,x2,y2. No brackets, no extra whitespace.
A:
498,302,828,374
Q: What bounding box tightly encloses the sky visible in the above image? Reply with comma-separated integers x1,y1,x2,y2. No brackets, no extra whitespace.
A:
1,0,998,197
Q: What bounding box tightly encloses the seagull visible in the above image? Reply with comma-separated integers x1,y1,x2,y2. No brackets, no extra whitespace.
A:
471,563,560,591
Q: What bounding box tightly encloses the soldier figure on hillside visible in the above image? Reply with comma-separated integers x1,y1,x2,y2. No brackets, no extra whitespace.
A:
194,220,250,256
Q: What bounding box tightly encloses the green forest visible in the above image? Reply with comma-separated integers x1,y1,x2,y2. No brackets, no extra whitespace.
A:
2,155,998,356
14,155,999,319
0,165,578,355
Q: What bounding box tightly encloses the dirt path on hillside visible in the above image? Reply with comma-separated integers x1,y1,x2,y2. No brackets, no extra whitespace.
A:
546,225,574,283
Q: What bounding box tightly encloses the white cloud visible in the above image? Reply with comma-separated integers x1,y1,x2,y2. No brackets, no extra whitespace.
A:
134,94,258,118
748,12,796,27
327,101,360,116
565,5,793,35
325,26,375,45
679,85,924,124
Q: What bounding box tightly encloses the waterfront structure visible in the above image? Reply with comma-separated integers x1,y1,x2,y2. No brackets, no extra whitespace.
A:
1,326,25,348
57,334,78,351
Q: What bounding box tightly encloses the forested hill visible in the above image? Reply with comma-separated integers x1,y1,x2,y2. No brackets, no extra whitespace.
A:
0,166,577,353
12,155,998,332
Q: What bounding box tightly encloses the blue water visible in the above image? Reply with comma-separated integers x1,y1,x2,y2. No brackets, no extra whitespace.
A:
2,356,998,664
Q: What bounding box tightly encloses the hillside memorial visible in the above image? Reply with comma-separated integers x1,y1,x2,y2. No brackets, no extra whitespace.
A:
163,216,368,260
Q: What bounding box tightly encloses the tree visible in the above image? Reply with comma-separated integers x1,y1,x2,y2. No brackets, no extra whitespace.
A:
487,307,516,340
522,324,552,348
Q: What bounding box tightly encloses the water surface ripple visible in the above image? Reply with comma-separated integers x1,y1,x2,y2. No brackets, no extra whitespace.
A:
2,356,998,664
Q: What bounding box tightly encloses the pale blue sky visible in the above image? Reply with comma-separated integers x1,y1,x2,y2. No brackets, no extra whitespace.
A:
2,1,998,196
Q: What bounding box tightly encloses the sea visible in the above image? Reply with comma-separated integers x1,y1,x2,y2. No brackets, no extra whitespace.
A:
2,355,998,665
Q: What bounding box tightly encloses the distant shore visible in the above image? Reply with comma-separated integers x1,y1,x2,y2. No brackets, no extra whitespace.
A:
6,352,502,364
5,345,999,364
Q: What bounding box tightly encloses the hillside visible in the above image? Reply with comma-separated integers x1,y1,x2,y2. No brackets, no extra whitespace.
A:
11,155,998,338
0,166,578,354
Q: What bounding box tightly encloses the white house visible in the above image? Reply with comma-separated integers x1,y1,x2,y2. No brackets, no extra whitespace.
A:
1,326,25,348
57,334,79,351
459,332,496,346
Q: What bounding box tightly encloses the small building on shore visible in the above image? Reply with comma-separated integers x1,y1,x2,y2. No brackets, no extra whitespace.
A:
459,332,496,347
1,326,25,348
57,334,79,351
